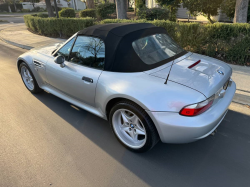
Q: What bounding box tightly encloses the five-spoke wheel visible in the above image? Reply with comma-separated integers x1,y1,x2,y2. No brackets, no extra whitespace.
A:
21,66,34,91
110,100,159,152
112,109,147,149
19,62,42,93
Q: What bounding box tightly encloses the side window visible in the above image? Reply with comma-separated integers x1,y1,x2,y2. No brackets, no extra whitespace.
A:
69,36,105,70
56,37,75,60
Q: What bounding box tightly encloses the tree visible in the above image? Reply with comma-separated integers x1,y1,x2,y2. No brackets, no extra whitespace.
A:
12,0,16,12
155,0,181,21
2,0,12,12
45,0,55,17
234,0,249,22
220,0,236,19
86,0,95,9
182,0,224,23
116,0,127,19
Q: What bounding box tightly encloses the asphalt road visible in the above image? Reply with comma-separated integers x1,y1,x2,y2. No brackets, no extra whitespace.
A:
0,15,24,23
0,40,250,187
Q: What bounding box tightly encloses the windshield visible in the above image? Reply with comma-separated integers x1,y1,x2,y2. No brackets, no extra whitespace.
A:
132,34,184,65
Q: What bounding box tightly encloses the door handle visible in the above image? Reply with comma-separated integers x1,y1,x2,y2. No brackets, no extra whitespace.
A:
82,76,93,83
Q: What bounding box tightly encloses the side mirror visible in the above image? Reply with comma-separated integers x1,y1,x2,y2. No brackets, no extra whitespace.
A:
54,55,65,68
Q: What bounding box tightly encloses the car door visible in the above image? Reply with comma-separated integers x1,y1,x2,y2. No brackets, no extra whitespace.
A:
46,35,105,106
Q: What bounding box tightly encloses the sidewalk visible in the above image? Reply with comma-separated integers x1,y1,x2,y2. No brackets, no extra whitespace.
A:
0,23,65,49
0,23,249,105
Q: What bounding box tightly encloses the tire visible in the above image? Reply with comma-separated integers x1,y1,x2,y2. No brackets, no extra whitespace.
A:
109,100,159,152
19,62,43,94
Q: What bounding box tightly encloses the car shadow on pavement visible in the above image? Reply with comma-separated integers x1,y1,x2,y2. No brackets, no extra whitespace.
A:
34,91,250,187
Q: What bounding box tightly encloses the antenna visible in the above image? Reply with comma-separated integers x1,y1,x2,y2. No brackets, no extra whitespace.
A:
164,60,174,84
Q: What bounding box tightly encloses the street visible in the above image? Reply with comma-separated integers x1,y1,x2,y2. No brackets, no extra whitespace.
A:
0,14,25,23
0,21,250,186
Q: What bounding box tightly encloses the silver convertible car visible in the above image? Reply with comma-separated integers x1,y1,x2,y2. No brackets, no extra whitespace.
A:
17,23,236,152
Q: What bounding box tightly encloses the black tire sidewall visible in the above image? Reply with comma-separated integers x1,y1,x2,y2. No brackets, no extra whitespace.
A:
19,62,41,93
109,101,159,152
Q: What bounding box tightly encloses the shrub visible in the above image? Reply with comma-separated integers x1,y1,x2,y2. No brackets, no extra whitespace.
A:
32,13,49,18
39,8,46,12
59,8,75,18
128,7,134,12
23,15,250,66
32,6,40,12
15,4,23,11
135,0,144,9
52,6,62,12
79,9,96,18
100,19,250,66
137,7,169,20
96,3,116,19
24,15,95,37
21,9,30,12
0,4,9,12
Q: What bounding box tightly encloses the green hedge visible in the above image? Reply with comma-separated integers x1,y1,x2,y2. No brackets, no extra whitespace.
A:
59,8,75,18
100,19,250,65
137,7,169,20
79,9,96,18
32,13,49,18
23,15,250,65
24,15,95,37
96,3,116,19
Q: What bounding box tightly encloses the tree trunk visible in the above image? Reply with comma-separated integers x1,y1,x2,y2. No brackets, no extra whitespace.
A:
8,5,11,13
86,0,95,9
116,0,127,19
13,0,17,12
45,0,55,17
207,14,214,24
234,0,249,23
134,0,136,13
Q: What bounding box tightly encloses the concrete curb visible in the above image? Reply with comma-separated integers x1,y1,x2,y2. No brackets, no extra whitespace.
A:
0,36,33,50
0,28,33,50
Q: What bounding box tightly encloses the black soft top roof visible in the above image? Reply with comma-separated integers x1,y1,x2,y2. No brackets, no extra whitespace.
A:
77,23,186,72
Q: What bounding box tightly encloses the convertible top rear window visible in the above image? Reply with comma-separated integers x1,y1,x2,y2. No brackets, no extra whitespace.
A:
132,34,184,65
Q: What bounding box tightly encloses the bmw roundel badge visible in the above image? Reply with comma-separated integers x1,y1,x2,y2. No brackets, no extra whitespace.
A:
217,70,224,75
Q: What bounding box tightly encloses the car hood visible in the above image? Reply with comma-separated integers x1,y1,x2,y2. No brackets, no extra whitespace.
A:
150,53,232,98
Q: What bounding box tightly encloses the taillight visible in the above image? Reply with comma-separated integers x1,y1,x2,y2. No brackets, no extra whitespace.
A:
179,95,215,116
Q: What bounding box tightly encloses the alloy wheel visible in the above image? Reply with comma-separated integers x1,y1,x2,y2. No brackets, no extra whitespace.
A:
21,66,34,91
112,109,147,149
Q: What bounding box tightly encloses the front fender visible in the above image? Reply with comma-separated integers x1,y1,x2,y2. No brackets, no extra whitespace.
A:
17,51,49,87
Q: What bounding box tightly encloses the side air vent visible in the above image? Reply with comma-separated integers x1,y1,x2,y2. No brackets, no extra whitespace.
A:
33,60,42,67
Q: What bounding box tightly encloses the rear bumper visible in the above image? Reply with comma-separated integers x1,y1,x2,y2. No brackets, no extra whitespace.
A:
147,81,236,143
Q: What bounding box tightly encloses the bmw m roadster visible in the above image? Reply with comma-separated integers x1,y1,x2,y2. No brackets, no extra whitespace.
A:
17,23,236,152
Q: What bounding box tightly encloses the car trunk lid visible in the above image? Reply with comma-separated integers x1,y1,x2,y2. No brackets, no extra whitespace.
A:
150,53,232,98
